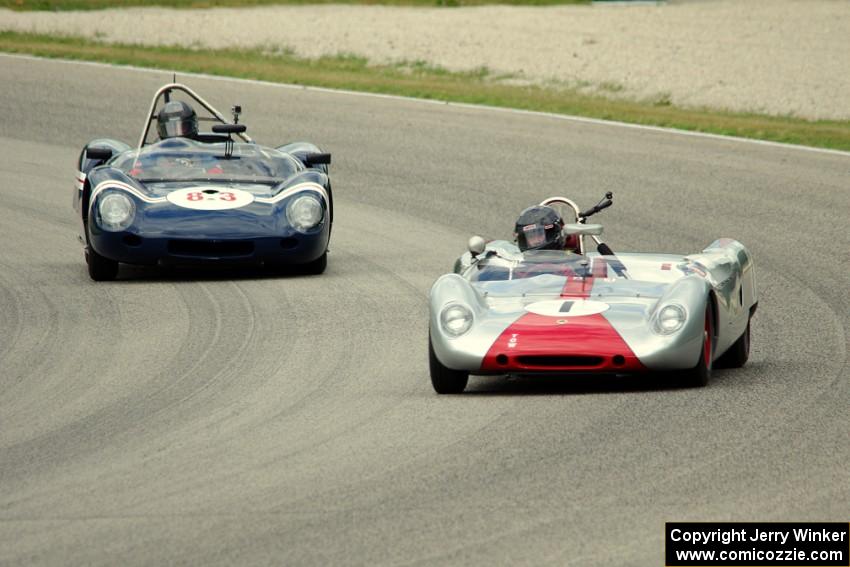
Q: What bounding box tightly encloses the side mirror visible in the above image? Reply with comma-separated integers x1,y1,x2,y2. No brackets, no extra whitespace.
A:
468,235,486,256
86,147,113,161
212,124,247,135
564,223,604,237
303,152,332,167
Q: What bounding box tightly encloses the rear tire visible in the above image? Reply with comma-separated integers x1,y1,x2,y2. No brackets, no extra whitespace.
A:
300,251,327,275
86,247,118,281
429,333,469,394
682,304,714,388
716,319,751,368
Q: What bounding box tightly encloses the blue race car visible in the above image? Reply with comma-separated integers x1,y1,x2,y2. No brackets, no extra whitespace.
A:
74,82,333,281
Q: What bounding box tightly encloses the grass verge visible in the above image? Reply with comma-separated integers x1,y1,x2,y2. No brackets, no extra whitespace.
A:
2,31,849,151
1,0,590,9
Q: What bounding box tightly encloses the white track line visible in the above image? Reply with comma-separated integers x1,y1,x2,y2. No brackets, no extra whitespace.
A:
3,52,849,158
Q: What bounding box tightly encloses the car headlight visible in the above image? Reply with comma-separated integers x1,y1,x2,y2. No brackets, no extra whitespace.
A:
286,194,324,232
654,303,687,335
98,192,135,232
440,303,473,338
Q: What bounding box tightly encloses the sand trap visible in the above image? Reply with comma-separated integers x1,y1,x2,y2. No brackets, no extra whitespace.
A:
2,0,848,120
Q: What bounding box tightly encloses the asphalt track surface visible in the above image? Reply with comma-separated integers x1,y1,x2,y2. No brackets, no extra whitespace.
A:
0,56,847,566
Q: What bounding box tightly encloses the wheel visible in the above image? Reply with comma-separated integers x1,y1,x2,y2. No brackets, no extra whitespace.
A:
428,333,469,394
300,251,327,275
681,304,714,388
86,247,118,281
716,319,751,368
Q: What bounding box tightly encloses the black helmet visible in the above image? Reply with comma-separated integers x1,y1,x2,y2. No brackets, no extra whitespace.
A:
157,101,198,139
514,205,565,252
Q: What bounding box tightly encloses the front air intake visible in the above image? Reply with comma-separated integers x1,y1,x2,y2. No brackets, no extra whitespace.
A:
168,239,254,258
516,355,604,368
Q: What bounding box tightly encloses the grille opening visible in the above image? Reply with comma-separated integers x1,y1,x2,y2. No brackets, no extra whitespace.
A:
612,355,625,366
496,354,509,365
280,237,298,249
168,239,254,257
516,355,604,367
123,234,143,247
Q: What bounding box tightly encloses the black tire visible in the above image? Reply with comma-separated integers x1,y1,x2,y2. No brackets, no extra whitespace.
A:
300,251,327,275
428,333,469,394
716,319,751,368
682,304,714,388
86,247,118,281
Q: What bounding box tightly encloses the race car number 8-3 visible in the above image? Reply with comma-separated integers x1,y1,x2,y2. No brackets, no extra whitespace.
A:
186,192,237,202
167,187,255,211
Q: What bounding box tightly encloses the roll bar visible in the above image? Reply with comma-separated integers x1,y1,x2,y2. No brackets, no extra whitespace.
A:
539,196,588,254
137,83,253,149
539,193,614,256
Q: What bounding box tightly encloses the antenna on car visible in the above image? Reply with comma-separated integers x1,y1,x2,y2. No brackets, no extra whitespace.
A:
232,105,242,124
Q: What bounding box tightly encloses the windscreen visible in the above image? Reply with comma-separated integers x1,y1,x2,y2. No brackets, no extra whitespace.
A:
470,251,676,300
112,139,301,183
470,250,594,283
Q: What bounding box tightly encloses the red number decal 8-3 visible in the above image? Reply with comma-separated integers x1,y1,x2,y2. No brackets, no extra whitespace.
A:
187,192,204,201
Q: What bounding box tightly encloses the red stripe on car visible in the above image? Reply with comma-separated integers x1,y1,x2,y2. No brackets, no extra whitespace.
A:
480,312,645,373
560,257,606,298
481,256,643,373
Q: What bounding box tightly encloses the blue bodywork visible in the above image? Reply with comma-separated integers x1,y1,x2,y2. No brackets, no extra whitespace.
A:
75,138,332,268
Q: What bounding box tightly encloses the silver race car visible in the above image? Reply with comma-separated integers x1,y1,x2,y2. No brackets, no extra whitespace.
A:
428,193,757,393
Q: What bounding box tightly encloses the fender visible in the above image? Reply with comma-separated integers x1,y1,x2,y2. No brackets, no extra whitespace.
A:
277,142,330,175
75,140,132,214
275,169,334,226
74,139,131,243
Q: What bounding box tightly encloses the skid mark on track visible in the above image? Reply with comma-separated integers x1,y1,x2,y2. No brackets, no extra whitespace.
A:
0,266,24,380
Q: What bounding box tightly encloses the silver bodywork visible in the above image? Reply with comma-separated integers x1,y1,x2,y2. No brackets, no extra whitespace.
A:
430,237,757,373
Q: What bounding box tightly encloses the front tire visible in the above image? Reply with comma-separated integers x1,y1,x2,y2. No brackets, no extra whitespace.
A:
716,319,751,368
681,304,714,388
86,247,118,281
428,333,468,394
300,251,327,275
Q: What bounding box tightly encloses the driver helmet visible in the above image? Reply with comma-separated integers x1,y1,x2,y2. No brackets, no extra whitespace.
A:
157,101,198,139
514,205,565,252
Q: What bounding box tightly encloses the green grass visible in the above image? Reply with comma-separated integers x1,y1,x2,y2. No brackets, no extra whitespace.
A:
1,0,590,9
2,31,849,151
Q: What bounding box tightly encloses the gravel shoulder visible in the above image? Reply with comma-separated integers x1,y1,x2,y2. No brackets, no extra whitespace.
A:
1,0,849,120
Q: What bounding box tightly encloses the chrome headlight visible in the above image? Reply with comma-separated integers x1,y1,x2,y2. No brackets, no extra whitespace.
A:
440,303,473,338
98,192,135,232
286,194,324,232
654,303,687,335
